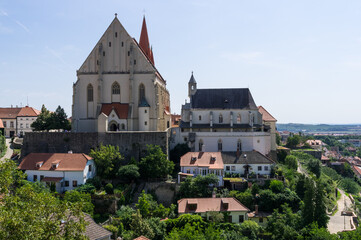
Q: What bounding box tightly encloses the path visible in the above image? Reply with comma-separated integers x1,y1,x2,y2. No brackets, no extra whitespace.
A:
328,189,353,234
1,138,13,161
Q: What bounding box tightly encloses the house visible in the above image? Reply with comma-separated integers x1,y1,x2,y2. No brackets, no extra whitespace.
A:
178,152,224,186
353,165,361,179
83,213,112,240
0,119,4,136
177,73,276,157
321,155,330,165
222,151,275,177
72,15,171,132
247,205,271,226
18,153,95,193
177,197,249,223
0,107,21,137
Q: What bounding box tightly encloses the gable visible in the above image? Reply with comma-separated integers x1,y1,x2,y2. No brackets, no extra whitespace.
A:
78,17,155,74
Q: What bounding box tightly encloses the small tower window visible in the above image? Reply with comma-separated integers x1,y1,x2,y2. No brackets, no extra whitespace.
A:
145,121,147,126
237,114,241,124
199,139,204,151
139,84,145,102
199,115,202,121
219,114,223,123
115,32,118,38
87,84,93,102
122,42,124,47
128,51,130,56
218,139,223,151
237,139,242,151
134,60,136,65
109,42,111,47
103,51,105,56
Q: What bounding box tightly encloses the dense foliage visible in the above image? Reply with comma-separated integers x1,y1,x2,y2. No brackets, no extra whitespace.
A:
90,144,124,179
31,105,71,131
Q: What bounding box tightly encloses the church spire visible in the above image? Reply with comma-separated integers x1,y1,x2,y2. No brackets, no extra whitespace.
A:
139,16,154,65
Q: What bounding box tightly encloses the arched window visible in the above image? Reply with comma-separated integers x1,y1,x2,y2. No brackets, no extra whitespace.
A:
219,114,223,123
112,82,120,95
121,123,125,130
237,139,242,151
218,139,222,152
199,139,203,151
139,84,145,102
237,114,241,124
87,84,93,102
199,115,202,121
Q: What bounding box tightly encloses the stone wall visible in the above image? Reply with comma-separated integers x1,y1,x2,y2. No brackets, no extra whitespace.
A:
22,131,169,161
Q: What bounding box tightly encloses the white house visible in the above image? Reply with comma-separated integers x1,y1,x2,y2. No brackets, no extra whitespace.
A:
222,151,275,176
179,152,224,186
18,153,96,193
177,73,276,157
177,197,249,223
72,15,171,132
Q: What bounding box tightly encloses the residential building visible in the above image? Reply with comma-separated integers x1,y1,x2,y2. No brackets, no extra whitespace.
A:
177,197,249,223
0,119,4,136
18,153,95,193
258,106,277,152
178,73,276,157
178,152,224,186
0,106,40,137
83,213,112,240
353,165,361,179
222,151,275,176
247,205,271,227
72,15,171,133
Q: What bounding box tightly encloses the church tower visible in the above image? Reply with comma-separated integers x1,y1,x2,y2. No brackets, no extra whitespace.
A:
188,72,197,98
72,14,171,132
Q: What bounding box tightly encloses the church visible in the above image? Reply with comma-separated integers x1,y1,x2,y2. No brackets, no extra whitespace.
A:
72,15,171,132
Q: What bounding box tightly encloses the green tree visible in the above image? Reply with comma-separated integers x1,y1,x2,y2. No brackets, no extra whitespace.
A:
48,105,71,130
170,143,191,174
229,190,253,210
286,134,301,149
314,180,330,228
178,174,219,198
117,164,140,182
136,190,156,218
276,133,281,145
31,104,51,131
285,155,298,170
302,178,315,227
239,220,260,240
89,144,123,179
116,205,136,229
270,180,284,193
129,210,155,240
64,190,94,216
307,158,321,178
339,178,361,194
139,145,175,179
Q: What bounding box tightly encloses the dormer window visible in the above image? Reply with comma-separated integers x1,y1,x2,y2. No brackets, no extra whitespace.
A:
210,156,216,164
52,162,60,169
36,162,43,168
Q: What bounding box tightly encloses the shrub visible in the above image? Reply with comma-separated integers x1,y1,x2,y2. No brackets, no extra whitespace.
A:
105,183,114,194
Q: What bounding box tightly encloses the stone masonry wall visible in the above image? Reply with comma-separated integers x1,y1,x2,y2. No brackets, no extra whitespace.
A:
22,131,169,161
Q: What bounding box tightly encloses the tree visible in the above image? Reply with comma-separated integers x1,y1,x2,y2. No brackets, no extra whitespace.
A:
276,133,281,145
64,190,94,216
31,104,51,131
229,190,253,210
49,105,71,130
139,145,174,179
314,180,329,228
89,144,123,179
170,143,190,174
239,220,260,240
269,180,284,193
302,177,315,227
129,210,155,240
117,164,140,182
136,190,157,218
178,174,219,198
285,155,298,170
286,135,301,149
0,161,87,239
307,158,321,178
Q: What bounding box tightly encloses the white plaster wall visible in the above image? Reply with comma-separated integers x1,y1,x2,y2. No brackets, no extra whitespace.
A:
17,116,38,136
138,106,150,131
224,163,272,175
191,109,260,125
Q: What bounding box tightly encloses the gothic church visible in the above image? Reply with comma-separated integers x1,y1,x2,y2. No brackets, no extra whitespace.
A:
72,15,171,132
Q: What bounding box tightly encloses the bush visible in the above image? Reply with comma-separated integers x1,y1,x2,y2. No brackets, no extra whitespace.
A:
86,176,102,189
75,183,96,194
270,180,284,193
285,155,298,170
117,164,140,182
339,178,361,194
105,183,114,194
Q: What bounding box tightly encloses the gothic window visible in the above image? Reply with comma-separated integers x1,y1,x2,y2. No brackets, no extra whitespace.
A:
112,82,120,95
237,139,242,151
218,139,223,152
219,114,223,123
199,139,203,151
199,115,202,121
237,114,241,124
139,84,145,102
87,84,93,102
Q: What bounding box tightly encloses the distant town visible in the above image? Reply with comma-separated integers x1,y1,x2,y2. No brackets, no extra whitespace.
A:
1,14,361,240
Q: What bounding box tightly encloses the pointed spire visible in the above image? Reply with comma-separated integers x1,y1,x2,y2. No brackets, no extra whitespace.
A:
139,16,154,65
149,45,154,65
189,71,196,83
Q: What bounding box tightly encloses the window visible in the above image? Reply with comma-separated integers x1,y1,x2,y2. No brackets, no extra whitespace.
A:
199,139,203,151
231,166,236,171
26,124,29,128
73,181,78,187
184,137,188,141
199,115,202,121
128,51,130,56
134,60,136,65
144,109,147,113
122,42,124,47
65,181,69,187
144,121,147,125
112,82,120,95
109,42,111,47
33,175,37,181
239,215,244,223
237,139,242,151
103,51,105,56
226,166,230,171
167,121,170,128
10,121,14,128
121,124,125,130
20,123,23,128
258,166,262,171
187,169,190,174
218,139,222,151
115,32,118,38
89,165,92,172
87,84,93,102
228,216,232,223
139,84,145,102
40,175,44,181
237,114,241,123
219,114,223,123
264,166,269,171
3,121,6,127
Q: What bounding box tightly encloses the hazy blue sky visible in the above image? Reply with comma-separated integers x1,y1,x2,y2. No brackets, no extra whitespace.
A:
1,0,361,124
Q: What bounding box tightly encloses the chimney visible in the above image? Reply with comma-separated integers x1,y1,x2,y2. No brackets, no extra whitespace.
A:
202,144,206,152
255,205,259,215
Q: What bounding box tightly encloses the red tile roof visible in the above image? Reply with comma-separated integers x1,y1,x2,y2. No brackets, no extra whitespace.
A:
180,152,224,169
17,106,40,117
19,153,92,171
0,108,21,119
178,197,249,214
0,119,3,128
134,236,150,240
258,106,277,122
100,103,129,119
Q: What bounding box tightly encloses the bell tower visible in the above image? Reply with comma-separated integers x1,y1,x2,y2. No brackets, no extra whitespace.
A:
188,71,197,98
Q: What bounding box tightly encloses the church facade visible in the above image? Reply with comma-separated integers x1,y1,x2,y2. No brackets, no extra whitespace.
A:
72,15,171,132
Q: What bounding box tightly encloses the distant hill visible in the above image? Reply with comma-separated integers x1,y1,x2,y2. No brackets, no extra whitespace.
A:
277,123,361,134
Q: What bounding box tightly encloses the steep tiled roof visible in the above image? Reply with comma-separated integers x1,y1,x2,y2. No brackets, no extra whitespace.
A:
222,151,275,165
258,106,276,122
100,103,129,119
134,236,150,240
178,197,249,214
180,152,224,169
353,166,361,176
18,106,40,117
190,88,258,110
139,16,154,65
83,214,112,240
19,153,92,171
0,108,21,119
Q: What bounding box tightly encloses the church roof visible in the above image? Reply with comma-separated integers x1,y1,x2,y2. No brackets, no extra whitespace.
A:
189,72,196,84
139,98,150,107
190,88,258,110
222,151,275,165
139,16,154,65
100,103,129,119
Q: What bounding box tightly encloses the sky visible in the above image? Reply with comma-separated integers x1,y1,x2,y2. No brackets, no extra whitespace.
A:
1,0,361,124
